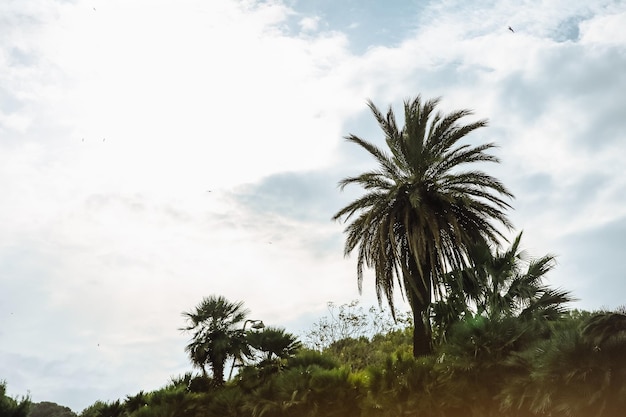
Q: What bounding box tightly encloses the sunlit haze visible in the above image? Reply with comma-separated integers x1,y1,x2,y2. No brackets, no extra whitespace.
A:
2,0,626,411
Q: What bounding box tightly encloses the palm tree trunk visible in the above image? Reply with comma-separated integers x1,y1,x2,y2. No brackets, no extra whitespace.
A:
212,357,226,386
409,290,433,357
407,257,433,357
412,302,432,357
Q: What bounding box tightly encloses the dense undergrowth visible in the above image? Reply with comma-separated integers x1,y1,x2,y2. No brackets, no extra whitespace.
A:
5,306,625,417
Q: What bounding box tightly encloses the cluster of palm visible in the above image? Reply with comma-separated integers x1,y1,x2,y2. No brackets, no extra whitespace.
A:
431,231,573,343
180,295,301,386
328,94,626,416
359,309,626,417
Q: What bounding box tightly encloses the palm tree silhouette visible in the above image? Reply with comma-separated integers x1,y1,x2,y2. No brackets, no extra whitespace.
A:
333,95,513,356
180,295,251,385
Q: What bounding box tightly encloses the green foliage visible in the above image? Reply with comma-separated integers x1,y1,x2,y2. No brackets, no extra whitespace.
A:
324,328,413,372
79,401,105,417
304,300,411,351
581,310,626,346
96,400,124,417
365,352,437,417
28,402,77,417
245,365,365,417
284,349,339,371
199,387,244,417
432,232,573,344
247,327,301,362
69,304,626,417
304,301,413,372
432,316,545,417
187,375,213,393
123,383,203,417
123,392,147,414
500,312,626,417
0,381,30,417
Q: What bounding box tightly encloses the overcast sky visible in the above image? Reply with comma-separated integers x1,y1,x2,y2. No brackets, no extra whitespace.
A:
2,0,626,412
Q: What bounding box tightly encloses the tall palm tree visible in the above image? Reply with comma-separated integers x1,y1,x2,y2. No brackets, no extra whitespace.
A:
181,295,250,385
333,95,514,356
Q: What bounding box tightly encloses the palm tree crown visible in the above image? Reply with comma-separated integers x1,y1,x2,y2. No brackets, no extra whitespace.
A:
333,95,514,356
247,326,302,362
181,295,250,385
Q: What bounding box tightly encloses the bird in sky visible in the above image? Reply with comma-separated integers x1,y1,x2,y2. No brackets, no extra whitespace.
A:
508,26,515,33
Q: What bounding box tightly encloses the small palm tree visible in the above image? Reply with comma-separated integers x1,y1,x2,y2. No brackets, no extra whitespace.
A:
333,95,514,356
432,232,573,343
440,233,571,317
503,321,626,417
247,326,302,362
180,295,250,385
582,310,626,346
245,327,302,380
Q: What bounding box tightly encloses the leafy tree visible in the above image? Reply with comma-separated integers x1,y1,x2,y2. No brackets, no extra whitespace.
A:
28,402,77,417
180,295,251,385
79,401,106,417
304,300,411,351
123,392,147,414
96,400,124,417
0,381,30,417
323,328,413,372
333,95,513,356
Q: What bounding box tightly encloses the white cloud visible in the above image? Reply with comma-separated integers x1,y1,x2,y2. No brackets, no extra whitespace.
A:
580,11,626,44
299,16,320,32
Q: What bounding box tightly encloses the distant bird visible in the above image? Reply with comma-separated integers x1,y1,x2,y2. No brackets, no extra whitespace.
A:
508,26,515,33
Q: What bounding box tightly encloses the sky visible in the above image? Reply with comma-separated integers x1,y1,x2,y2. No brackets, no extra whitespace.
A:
1,0,626,412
